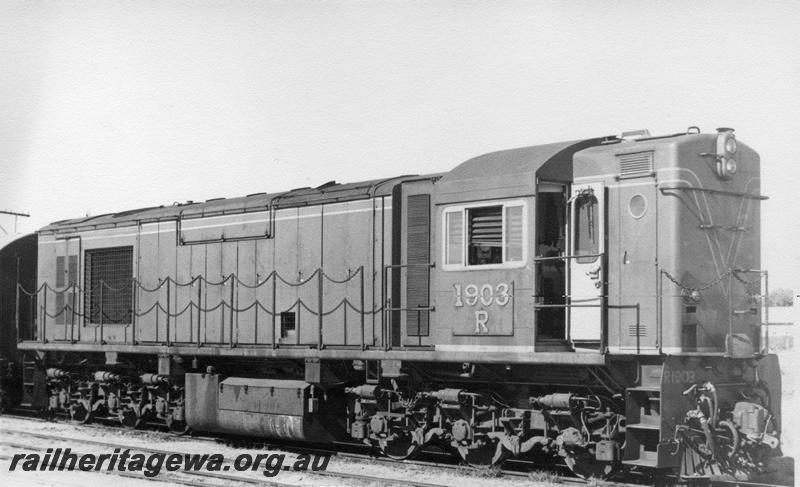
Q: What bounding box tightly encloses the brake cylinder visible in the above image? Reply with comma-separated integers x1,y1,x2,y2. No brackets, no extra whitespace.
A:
141,373,170,385
346,384,382,399
531,393,574,410
46,368,69,379
94,371,121,382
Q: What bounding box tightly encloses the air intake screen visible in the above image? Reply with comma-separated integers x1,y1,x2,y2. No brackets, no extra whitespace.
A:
618,151,654,179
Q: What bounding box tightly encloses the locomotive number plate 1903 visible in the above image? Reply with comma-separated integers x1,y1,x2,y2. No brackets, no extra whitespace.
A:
453,283,511,334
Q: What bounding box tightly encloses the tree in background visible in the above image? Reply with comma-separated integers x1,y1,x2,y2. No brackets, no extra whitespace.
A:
768,288,794,307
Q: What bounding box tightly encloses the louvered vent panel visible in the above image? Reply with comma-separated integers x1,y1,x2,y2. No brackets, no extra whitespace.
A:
618,152,654,179
406,194,430,337
56,256,65,289
629,324,647,337
68,255,78,285
55,292,65,325
55,292,74,326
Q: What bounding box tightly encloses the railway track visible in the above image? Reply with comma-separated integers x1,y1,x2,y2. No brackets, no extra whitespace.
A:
0,421,492,487
2,411,604,485
1,412,791,487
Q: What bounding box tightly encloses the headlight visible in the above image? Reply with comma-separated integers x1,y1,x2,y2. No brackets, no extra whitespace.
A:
725,158,737,175
725,137,737,154
715,128,737,180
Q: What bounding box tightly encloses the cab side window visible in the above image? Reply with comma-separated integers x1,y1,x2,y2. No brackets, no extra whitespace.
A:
444,200,526,269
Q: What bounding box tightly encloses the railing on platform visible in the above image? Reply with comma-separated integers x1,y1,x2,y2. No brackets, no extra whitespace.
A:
381,263,434,350
16,266,382,350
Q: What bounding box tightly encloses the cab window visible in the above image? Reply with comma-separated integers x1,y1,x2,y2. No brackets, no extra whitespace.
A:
443,200,526,270
574,193,599,263
468,206,502,265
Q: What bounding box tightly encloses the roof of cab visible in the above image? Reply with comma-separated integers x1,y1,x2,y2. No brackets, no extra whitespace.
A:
436,136,612,203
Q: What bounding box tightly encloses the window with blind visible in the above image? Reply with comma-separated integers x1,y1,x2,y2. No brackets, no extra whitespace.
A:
443,201,526,269
468,206,503,265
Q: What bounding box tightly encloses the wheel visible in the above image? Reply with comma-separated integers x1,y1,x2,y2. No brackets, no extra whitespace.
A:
70,402,92,424
563,450,619,480
165,414,191,435
378,432,422,461
456,436,509,469
118,408,146,429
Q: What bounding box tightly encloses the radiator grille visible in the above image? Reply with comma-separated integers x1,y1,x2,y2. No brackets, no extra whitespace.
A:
84,246,133,325
618,151,654,179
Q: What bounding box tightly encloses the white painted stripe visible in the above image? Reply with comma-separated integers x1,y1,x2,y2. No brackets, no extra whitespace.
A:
609,346,724,354
435,345,537,353
574,174,616,182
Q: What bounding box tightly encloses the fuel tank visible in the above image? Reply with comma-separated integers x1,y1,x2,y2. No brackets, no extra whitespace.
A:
185,373,332,442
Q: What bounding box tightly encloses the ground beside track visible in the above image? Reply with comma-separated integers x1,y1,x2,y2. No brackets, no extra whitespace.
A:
0,416,577,487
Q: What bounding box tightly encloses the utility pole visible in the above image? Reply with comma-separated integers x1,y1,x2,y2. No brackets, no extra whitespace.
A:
0,210,30,235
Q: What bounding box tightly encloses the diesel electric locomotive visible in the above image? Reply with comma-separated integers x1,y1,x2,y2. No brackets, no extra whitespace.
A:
0,126,782,480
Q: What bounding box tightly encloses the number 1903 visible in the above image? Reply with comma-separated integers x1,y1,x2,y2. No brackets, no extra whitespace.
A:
454,283,510,307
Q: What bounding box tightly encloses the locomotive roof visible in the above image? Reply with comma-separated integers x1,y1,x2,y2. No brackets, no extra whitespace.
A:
41,134,621,233
436,136,612,203
41,174,430,233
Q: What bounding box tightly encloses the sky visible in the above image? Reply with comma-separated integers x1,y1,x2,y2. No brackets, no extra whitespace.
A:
1,1,799,298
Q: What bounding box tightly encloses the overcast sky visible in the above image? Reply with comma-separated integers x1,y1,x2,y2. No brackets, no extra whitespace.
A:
1,1,798,296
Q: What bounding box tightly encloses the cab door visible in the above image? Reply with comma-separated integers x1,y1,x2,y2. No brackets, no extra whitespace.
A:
568,182,604,343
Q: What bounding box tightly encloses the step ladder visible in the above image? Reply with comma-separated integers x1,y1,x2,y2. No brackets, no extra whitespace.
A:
622,386,662,467
20,356,37,407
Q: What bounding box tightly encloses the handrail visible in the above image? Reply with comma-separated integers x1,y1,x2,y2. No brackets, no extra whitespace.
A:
382,262,435,350
659,186,768,201
23,266,375,350
534,253,606,346
534,253,604,262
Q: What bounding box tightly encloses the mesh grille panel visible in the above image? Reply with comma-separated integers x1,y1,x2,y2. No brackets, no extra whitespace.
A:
85,246,133,325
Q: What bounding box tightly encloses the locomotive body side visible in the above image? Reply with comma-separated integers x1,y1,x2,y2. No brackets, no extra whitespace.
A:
34,181,399,349
2,127,784,481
